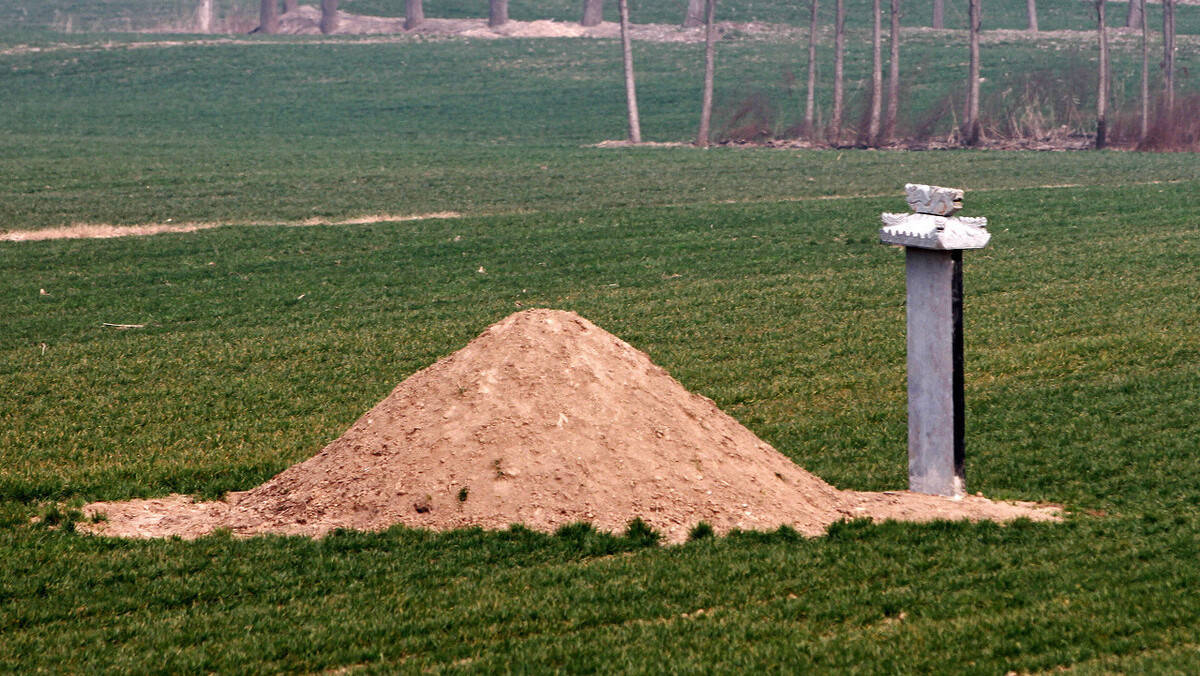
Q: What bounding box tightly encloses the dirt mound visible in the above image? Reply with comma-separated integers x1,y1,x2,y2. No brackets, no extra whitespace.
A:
83,309,1057,543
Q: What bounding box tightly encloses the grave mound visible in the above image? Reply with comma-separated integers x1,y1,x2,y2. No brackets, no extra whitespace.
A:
83,310,1056,542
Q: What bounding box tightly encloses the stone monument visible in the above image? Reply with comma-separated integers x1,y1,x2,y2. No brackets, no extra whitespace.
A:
881,184,990,498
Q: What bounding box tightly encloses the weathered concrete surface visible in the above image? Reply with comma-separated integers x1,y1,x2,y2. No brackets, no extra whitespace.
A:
880,212,990,250
905,183,964,216
905,247,966,498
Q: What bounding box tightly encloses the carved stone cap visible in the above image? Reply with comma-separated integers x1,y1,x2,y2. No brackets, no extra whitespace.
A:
906,183,963,216
881,183,989,250
880,213,990,250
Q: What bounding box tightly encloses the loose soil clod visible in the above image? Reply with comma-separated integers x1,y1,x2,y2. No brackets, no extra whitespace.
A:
82,309,1058,543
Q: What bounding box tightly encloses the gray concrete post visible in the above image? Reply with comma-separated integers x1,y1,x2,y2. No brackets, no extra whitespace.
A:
880,184,990,498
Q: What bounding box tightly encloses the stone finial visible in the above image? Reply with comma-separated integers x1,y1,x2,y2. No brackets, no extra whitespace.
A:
881,183,990,251
905,183,963,216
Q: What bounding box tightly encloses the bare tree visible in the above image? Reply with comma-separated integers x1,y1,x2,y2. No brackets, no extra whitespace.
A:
1026,0,1037,32
1140,0,1149,142
194,0,214,33
830,0,846,144
490,0,509,27
883,0,901,144
1126,0,1143,29
804,0,819,137
697,0,718,146
962,0,981,145
405,0,424,29
932,0,943,29
867,0,883,144
684,0,705,28
619,0,641,142
1163,0,1176,114
321,0,338,34
1096,0,1109,149
258,0,279,33
581,0,604,27
284,0,298,12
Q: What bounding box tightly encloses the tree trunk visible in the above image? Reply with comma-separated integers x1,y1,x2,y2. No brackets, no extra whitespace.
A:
883,0,901,145
1096,0,1108,149
684,0,705,28
405,0,424,29
490,0,509,27
1163,0,1175,114
194,0,214,33
284,0,298,12
867,0,882,145
258,0,279,33
1026,0,1037,32
619,0,641,143
1140,0,1149,142
830,0,846,144
320,0,338,34
932,0,943,29
1126,0,1143,29
804,0,819,137
697,0,718,146
581,0,604,26
963,0,981,145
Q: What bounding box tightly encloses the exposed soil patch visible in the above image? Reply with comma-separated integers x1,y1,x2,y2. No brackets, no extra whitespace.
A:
273,5,723,41
0,211,460,242
82,309,1058,544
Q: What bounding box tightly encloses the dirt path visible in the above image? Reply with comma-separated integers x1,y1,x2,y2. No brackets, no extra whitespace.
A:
0,212,460,242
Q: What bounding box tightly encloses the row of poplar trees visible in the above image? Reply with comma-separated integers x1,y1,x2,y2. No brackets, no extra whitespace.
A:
238,0,1181,148
616,0,1182,148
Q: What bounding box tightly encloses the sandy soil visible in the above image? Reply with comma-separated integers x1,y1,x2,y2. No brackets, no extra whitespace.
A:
273,5,725,42
0,212,460,242
82,309,1058,544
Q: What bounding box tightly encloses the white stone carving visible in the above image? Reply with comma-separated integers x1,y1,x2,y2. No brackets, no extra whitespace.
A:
905,183,964,216
880,212,990,250
880,183,989,250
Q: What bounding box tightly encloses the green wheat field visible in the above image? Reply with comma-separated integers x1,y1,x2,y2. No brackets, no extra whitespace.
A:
2,0,1199,671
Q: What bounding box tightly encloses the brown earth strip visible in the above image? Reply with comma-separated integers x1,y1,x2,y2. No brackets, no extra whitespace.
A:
0,211,460,242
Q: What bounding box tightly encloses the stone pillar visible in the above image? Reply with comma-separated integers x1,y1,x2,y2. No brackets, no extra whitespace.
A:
880,184,990,498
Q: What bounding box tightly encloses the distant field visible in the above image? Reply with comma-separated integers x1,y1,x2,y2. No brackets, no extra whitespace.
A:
2,31,1198,231
4,0,1200,33
2,5,1200,673
348,0,1200,32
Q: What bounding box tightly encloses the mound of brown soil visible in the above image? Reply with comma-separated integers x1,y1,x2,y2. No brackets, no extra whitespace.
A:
83,309,1057,543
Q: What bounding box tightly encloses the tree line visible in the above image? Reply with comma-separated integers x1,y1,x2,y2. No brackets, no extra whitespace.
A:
838,0,1176,148
616,0,1181,149
236,1,1185,149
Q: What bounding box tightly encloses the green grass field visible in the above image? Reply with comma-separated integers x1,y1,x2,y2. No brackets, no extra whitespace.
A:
3,5,1200,673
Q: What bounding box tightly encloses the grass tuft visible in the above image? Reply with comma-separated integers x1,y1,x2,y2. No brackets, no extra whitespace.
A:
687,521,715,541
623,518,662,547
